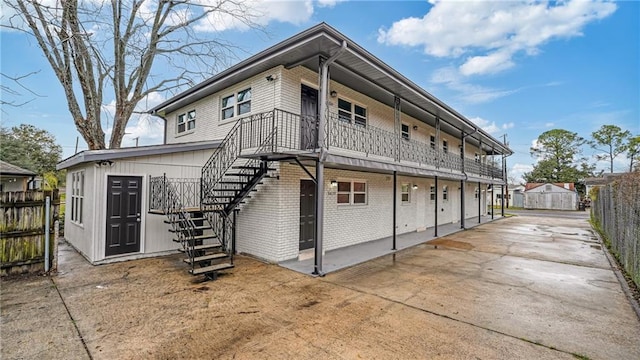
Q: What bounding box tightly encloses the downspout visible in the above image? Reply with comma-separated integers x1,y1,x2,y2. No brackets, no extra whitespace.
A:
149,110,168,145
460,127,478,229
314,40,347,276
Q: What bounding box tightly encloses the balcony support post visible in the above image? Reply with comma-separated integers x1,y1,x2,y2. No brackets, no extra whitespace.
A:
478,181,482,224
491,184,494,219
434,176,439,237
394,96,401,161
392,171,397,250
313,40,345,277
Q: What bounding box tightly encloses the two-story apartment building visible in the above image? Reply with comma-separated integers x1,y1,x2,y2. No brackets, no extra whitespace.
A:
58,23,512,278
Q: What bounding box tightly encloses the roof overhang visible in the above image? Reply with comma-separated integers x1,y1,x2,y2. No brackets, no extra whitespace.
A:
56,140,221,170
149,23,512,156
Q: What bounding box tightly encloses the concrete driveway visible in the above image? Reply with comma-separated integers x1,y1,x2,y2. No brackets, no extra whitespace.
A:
2,212,639,359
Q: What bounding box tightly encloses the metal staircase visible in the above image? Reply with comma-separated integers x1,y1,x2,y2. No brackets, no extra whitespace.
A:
149,175,233,279
150,111,279,280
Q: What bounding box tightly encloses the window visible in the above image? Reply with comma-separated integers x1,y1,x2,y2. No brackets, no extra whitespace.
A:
71,171,84,224
442,185,448,201
474,187,479,199
337,98,367,126
474,153,480,163
177,110,196,133
401,124,410,140
221,88,251,120
459,145,464,158
443,139,448,153
430,185,436,201
401,183,410,203
430,135,436,149
545,184,552,191
337,180,367,205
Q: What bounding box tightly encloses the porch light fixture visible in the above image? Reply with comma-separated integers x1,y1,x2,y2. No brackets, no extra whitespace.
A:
412,184,418,190
330,90,337,98
330,180,338,187
413,125,418,130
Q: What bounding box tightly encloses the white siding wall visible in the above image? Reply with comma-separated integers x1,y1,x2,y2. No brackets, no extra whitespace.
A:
65,149,213,263
64,164,95,261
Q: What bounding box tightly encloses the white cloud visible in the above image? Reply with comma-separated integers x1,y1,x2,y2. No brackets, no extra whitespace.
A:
378,0,616,76
469,116,512,135
317,0,345,8
509,163,534,183
545,122,555,128
430,67,517,104
194,0,314,32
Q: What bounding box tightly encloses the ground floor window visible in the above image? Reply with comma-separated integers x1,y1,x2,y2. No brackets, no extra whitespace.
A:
442,185,448,201
71,171,84,224
430,185,436,201
337,180,367,205
401,183,410,203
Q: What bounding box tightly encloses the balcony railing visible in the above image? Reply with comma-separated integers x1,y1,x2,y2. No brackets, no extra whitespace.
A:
235,109,503,180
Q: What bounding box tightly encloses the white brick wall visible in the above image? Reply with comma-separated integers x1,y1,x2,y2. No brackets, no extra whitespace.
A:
234,162,490,263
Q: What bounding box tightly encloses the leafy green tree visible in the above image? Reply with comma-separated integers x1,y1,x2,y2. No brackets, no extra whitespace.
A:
523,129,594,194
590,125,630,173
627,135,640,172
0,124,62,175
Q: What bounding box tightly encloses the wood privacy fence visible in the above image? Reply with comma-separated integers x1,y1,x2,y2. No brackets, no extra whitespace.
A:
1,190,60,276
591,172,640,288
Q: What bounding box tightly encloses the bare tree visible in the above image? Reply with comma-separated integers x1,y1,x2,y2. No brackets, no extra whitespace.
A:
3,0,260,150
0,71,43,109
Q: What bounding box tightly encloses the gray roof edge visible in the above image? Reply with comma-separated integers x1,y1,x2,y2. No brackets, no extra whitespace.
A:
0,160,37,176
56,140,222,170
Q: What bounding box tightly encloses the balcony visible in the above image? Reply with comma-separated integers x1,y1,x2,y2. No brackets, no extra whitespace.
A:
236,109,504,181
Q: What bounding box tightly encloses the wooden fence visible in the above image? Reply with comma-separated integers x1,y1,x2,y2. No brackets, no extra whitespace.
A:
1,190,60,276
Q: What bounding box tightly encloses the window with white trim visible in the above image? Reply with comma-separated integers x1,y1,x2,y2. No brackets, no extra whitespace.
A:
177,110,196,133
401,183,410,203
221,88,251,120
401,124,410,140
443,139,448,153
430,185,436,201
459,145,464,158
430,135,436,150
337,180,367,205
71,171,84,224
442,185,449,201
474,187,479,199
474,153,480,163
337,98,367,126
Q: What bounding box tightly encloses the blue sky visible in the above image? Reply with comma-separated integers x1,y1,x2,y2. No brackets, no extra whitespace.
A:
1,0,638,181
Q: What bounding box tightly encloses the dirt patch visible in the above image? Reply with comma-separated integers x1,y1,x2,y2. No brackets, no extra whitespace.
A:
427,238,474,250
590,244,602,250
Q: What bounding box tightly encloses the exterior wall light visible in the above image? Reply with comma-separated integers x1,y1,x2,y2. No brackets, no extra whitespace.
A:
330,90,337,98
330,180,338,187
412,184,418,190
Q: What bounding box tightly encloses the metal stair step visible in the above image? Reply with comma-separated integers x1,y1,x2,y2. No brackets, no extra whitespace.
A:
164,217,205,224
183,253,229,264
173,234,217,242
178,243,222,251
169,225,211,232
189,263,234,275
232,165,276,171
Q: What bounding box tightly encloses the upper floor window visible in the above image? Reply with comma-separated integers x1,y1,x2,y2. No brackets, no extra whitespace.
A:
177,110,196,133
401,124,410,140
474,153,480,163
338,98,367,126
337,180,367,205
430,135,436,150
459,145,464,158
71,171,84,224
443,140,448,153
222,88,251,120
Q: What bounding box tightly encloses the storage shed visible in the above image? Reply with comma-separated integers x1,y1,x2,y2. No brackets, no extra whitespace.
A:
524,183,579,211
56,141,219,264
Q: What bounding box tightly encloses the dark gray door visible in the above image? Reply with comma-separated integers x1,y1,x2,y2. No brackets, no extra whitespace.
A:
299,179,315,251
300,84,318,149
106,176,141,256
